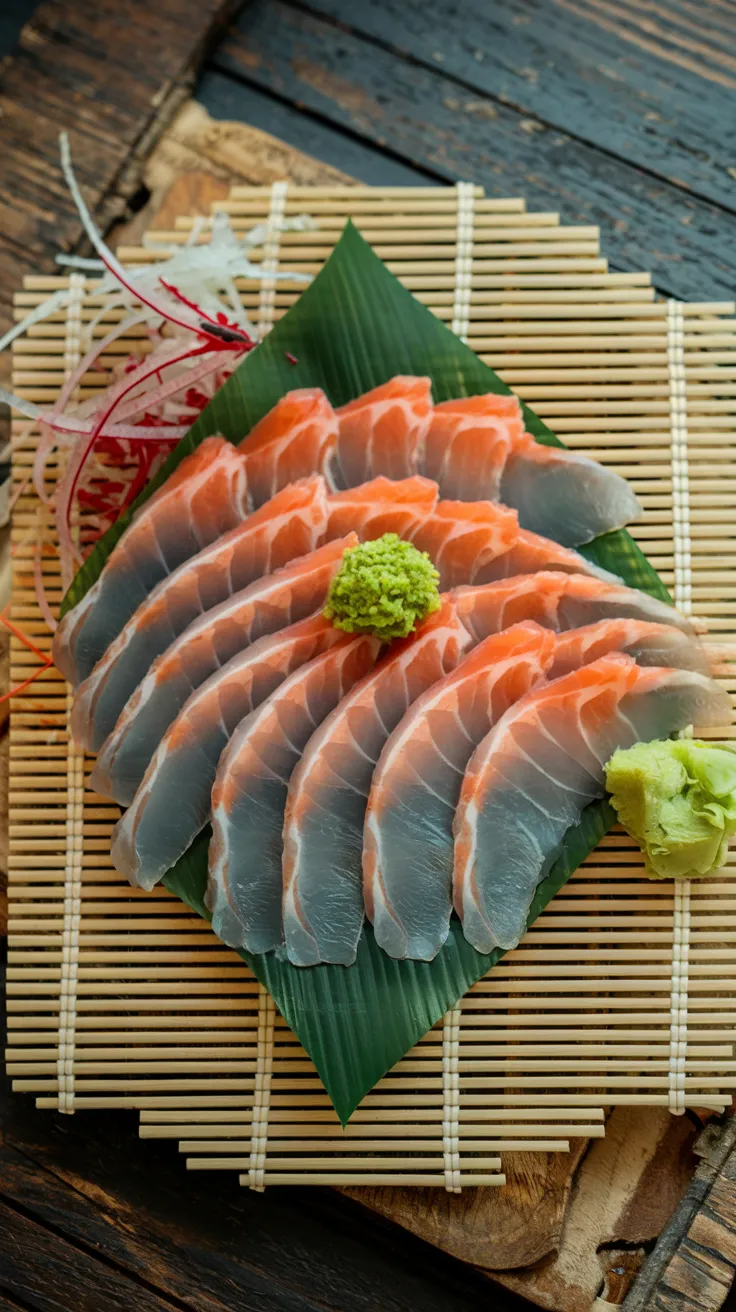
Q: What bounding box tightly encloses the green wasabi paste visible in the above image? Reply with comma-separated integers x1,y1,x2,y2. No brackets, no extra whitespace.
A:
323,533,441,642
606,736,736,880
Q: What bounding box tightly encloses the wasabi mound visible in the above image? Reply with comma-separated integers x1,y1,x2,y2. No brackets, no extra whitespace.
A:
324,533,440,642
606,737,736,879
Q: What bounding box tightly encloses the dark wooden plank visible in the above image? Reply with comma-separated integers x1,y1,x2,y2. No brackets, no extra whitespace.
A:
0,1197,185,1312
209,0,736,299
0,0,240,328
198,70,434,186
624,1115,736,1311
302,0,736,213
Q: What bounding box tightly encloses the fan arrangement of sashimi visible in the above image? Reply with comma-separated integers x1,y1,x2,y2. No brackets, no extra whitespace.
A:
55,377,729,969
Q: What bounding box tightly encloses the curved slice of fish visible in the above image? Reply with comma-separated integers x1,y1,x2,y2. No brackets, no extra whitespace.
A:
332,377,433,489
454,655,731,955
282,599,472,967
473,526,620,585
548,618,711,677
237,388,339,506
326,474,438,540
422,393,524,501
72,477,331,753
110,615,347,891
53,435,248,686
363,623,556,961
452,571,697,642
500,432,642,547
407,499,520,589
92,535,357,806
208,635,381,955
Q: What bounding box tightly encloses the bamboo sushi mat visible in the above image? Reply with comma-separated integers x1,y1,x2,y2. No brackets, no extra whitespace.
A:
6,182,736,1192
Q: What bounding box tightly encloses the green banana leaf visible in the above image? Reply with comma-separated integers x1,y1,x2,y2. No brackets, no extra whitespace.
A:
62,222,671,1125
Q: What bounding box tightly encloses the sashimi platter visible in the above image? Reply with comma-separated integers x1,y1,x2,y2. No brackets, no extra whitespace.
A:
56,380,725,964
7,173,736,1183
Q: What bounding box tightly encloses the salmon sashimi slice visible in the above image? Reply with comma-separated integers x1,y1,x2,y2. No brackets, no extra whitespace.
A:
407,499,519,589
548,618,711,677
474,526,619,584
333,377,433,489
282,599,473,967
500,431,642,547
452,571,700,643
422,394,525,502
326,475,439,540
72,477,331,754
110,615,347,890
363,623,556,961
237,388,339,506
454,655,731,955
92,536,357,807
53,435,249,686
208,636,381,955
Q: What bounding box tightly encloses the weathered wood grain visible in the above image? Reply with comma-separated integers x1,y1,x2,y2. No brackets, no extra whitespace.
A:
210,0,736,298
198,69,434,186
0,0,240,328
343,1139,590,1271
302,0,736,212
498,1108,700,1312
623,1115,736,1311
0,1194,184,1312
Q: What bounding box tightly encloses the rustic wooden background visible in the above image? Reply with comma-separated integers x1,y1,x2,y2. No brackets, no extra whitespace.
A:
2,2,736,1310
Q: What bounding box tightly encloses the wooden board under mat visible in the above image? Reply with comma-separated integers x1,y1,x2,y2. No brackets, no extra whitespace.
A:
6,183,736,1191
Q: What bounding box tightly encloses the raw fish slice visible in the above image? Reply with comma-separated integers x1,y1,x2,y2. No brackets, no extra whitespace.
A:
92,536,357,806
72,477,330,753
111,615,347,890
208,635,381,954
474,526,619,585
326,475,438,540
282,599,473,967
53,436,248,686
363,623,556,961
238,388,339,505
549,618,712,677
333,377,432,489
454,656,731,955
501,432,642,547
452,571,696,641
422,394,524,501
408,500,519,589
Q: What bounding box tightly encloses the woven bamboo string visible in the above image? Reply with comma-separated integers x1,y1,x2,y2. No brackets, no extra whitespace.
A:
451,182,474,343
437,184,475,1193
666,299,693,1116
58,271,86,1116
442,1007,462,1192
257,180,288,339
247,989,275,1192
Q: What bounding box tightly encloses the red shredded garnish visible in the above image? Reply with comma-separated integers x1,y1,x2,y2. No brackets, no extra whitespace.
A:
285,352,299,365
0,606,54,704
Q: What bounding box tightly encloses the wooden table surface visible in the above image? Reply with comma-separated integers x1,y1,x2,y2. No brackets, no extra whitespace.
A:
2,3,736,1310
